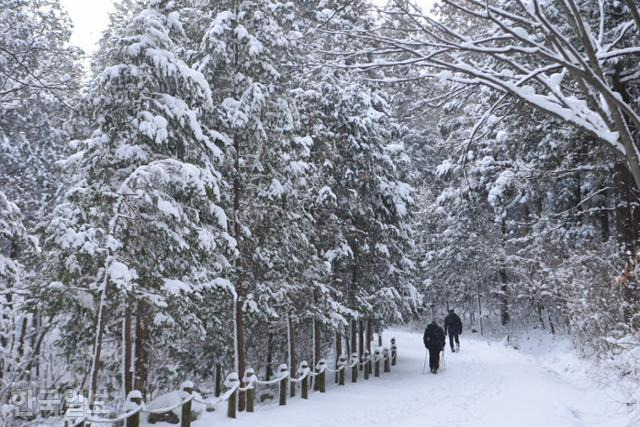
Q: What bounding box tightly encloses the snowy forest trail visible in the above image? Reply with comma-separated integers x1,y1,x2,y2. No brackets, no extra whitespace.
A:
196,329,629,427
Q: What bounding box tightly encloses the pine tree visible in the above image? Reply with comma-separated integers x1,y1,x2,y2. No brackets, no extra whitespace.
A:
294,0,419,356
193,0,324,399
0,0,82,224
0,192,38,410
41,0,231,399
0,0,81,414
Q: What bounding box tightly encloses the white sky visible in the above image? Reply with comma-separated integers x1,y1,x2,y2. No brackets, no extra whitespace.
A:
62,0,435,55
63,0,115,55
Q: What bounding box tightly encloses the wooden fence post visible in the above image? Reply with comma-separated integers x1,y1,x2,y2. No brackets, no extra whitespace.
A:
243,369,256,413
337,355,346,386
180,381,193,427
224,373,239,419
350,352,358,383
125,390,142,427
374,348,381,377
383,348,391,373
316,359,326,393
391,338,397,366
363,350,370,380
278,364,289,406
299,361,310,400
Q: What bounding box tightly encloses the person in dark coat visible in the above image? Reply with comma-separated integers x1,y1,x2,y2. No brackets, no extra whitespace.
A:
423,320,446,374
444,309,463,352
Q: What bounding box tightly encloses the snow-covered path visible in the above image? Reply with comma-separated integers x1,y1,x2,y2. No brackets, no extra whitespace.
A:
198,329,628,427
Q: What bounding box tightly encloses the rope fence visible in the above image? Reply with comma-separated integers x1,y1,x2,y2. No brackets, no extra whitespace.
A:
64,337,399,427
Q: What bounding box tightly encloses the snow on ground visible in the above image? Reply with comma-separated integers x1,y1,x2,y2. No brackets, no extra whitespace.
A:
184,328,632,427
507,330,639,424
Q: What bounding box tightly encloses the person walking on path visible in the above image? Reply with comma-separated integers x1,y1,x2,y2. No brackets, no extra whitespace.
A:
444,309,462,352
423,320,446,374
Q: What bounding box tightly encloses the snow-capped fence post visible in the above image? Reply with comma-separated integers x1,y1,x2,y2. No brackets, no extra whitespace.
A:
299,361,310,399
126,390,142,427
243,368,257,413
350,352,358,383
337,355,347,386
316,359,326,393
278,364,289,406
363,350,370,380
374,348,381,377
383,348,391,373
391,338,397,366
225,373,240,419
180,381,193,427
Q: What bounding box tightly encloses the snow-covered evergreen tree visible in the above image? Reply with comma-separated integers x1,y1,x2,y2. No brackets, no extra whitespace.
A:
192,0,326,393
293,1,419,359
41,0,232,399
0,0,82,224
0,192,39,413
0,0,81,416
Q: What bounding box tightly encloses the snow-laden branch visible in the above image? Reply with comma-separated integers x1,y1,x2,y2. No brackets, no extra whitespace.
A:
330,0,640,191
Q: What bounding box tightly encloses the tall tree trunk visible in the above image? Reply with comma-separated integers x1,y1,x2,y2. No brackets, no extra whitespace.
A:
1,245,17,375
613,163,640,323
599,185,610,242
17,317,27,358
357,320,364,371
358,320,364,353
0,299,9,359
312,318,321,391
230,124,247,410
614,162,639,252
288,315,296,397
499,267,510,326
344,332,350,360
350,320,357,362
574,173,583,226
122,303,133,395
314,319,321,364
349,245,359,358
366,318,373,353
335,332,342,383
612,64,640,250
32,315,40,378
215,363,222,397
547,311,556,335
476,282,484,336
21,317,48,384
265,332,273,381
234,296,246,410
230,0,248,408
90,199,127,404
499,220,510,326
134,300,150,395
89,273,110,405
612,63,640,198
536,303,546,330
